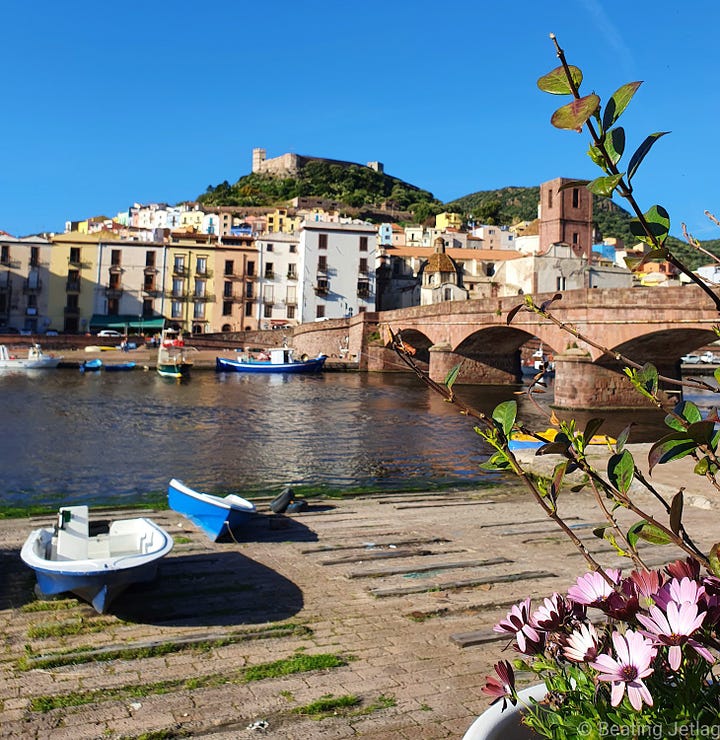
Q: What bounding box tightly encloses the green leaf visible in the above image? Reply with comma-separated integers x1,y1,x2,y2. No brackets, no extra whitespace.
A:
537,65,583,95
587,145,606,170
714,367,720,385
687,420,716,445
491,400,517,436
628,520,672,548
551,94,600,131
557,179,590,192
627,131,670,183
665,400,702,431
648,432,697,473
604,127,626,166
669,491,683,534
694,456,710,475
608,450,635,494
632,363,659,397
615,424,633,453
444,363,461,390
602,81,642,130
587,174,624,197
583,418,605,443
629,205,670,247
709,543,720,577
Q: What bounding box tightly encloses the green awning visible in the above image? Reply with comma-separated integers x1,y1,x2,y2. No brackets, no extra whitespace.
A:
89,314,166,331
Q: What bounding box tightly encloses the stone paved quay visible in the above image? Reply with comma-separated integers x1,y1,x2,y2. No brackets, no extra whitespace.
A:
1,449,717,740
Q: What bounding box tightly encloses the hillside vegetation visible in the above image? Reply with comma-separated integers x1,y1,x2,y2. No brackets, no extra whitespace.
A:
197,166,719,270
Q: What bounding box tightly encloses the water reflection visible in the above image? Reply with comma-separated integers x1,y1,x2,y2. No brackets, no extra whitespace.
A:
0,369,671,508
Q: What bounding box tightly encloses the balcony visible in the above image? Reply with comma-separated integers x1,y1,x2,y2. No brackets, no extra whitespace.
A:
168,291,189,302
66,280,81,293
68,258,90,268
314,280,329,295
109,264,123,275
192,293,215,303
286,271,298,281
144,265,157,275
264,271,275,280
172,265,187,277
143,286,161,296
357,281,371,298
23,280,42,294
195,267,213,278
0,258,20,268
105,287,124,299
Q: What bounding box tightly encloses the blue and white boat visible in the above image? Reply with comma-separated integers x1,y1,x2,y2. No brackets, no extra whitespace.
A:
168,478,257,541
20,505,173,614
105,361,136,372
216,347,327,374
80,358,103,372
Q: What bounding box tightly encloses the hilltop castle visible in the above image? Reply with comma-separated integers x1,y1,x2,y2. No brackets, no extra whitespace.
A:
252,147,384,177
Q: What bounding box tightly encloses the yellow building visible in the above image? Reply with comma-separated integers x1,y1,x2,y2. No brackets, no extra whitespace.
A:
265,208,302,234
435,212,463,231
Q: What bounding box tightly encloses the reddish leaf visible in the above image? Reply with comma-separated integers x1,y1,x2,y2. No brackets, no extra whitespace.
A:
551,94,600,131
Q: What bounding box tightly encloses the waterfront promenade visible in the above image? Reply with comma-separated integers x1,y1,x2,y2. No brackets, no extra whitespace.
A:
1,448,716,739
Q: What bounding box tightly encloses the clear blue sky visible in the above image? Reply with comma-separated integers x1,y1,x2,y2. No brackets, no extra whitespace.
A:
2,1,718,241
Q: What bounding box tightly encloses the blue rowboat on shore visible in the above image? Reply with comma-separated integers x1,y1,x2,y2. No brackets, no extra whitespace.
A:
216,347,326,374
167,478,257,541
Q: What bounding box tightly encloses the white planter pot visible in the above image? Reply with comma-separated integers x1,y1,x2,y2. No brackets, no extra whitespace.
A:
462,684,546,740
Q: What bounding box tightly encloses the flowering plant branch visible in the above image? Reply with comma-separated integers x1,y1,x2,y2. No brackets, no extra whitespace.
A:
393,33,720,737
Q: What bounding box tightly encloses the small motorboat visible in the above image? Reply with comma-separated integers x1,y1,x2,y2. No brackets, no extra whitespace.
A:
20,505,174,613
157,330,193,379
216,347,327,374
508,428,616,452
168,478,257,541
105,361,136,372
80,358,103,372
0,343,62,369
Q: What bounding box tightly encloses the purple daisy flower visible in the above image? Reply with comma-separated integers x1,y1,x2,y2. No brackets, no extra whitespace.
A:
591,629,657,710
567,569,621,607
563,622,600,663
494,598,543,654
636,601,714,670
482,660,517,710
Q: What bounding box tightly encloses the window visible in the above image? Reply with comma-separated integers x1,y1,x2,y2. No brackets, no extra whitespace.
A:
244,302,252,317
222,300,232,316
193,303,205,319
359,236,368,252
111,249,121,266
547,189,553,209
224,260,234,275
316,305,325,319
264,286,274,303
289,244,297,253
444,287,452,301
318,255,327,272
69,247,81,264
144,273,155,291
195,280,206,298
142,299,153,316
287,263,297,279
246,282,254,299
359,258,368,274
196,256,207,275
174,255,185,274
319,234,328,250
264,262,274,278
247,260,255,277
108,298,120,314
572,188,579,208
109,273,121,289
286,286,297,304
1,245,9,264
556,276,566,290
266,244,274,252
263,304,272,318
287,305,295,319
572,232,579,244
224,281,233,298
146,251,155,267
172,278,184,297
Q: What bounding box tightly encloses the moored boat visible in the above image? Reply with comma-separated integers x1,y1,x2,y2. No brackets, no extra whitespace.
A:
105,361,136,372
80,358,103,372
168,478,257,541
216,347,327,374
0,343,62,369
20,505,174,613
157,330,193,379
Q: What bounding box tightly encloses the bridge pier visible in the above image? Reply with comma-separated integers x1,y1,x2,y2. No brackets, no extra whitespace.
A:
429,343,521,384
553,349,681,410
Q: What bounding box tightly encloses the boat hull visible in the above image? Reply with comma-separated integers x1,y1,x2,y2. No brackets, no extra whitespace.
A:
105,362,136,372
215,355,326,374
157,361,193,378
168,478,256,541
20,517,173,613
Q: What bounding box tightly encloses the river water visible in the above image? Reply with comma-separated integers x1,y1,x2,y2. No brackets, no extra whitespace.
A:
0,368,683,509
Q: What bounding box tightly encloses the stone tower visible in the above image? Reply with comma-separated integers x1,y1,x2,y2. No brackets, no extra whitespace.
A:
252,148,267,173
539,177,594,258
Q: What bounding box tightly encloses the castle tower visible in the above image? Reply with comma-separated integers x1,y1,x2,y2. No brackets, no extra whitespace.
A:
367,161,384,173
252,148,267,173
539,177,594,258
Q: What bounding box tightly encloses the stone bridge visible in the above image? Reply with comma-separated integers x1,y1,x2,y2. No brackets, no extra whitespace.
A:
292,286,720,410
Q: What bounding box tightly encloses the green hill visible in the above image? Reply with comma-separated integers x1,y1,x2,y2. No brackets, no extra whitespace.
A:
197,165,719,269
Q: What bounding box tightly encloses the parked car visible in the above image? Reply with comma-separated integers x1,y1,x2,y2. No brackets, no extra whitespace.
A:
700,351,719,364
97,329,122,337
681,354,702,364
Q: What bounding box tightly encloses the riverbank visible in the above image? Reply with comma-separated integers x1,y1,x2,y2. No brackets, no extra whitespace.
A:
2,454,717,739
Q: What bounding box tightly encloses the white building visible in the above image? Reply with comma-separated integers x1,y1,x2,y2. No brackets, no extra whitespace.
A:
298,221,377,322
254,232,301,329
